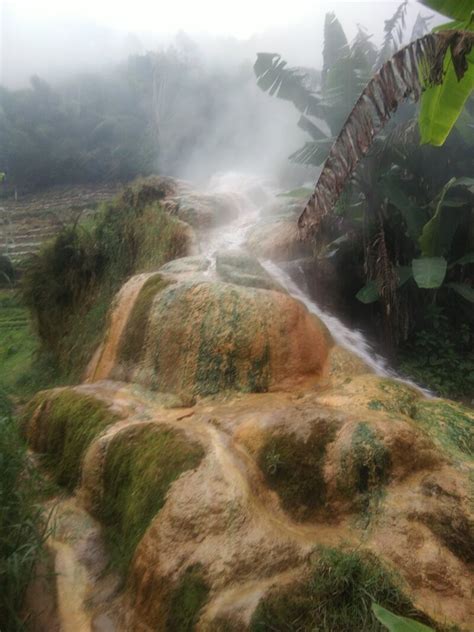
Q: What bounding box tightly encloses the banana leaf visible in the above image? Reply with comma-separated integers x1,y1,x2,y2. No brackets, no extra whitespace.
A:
446,282,474,302
419,0,474,21
372,603,434,631
412,256,447,288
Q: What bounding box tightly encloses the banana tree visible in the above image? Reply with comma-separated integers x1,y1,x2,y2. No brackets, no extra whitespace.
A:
418,0,474,145
297,2,474,308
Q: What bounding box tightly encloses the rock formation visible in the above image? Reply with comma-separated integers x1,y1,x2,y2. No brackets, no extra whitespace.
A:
22,177,473,631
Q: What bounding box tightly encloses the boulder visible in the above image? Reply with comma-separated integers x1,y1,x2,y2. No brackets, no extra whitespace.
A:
112,279,331,395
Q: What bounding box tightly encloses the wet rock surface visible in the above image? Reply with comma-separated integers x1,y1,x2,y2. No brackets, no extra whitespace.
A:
22,176,474,631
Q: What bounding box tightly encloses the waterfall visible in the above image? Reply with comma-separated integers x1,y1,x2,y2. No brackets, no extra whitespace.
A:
200,172,432,396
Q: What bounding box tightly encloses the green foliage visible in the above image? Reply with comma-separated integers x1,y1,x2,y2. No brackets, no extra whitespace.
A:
399,308,474,399
412,257,447,288
166,564,209,632
446,282,474,302
372,603,435,632
419,0,474,21
26,389,119,490
356,281,380,304
0,69,157,189
0,390,50,631
98,424,204,572
251,546,429,632
0,290,61,400
418,2,474,146
21,181,190,377
258,421,337,520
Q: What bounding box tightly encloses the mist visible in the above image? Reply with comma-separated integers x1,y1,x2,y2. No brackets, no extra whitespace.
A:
0,0,441,186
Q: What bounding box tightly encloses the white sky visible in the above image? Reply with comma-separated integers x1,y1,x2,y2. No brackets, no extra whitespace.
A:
1,0,440,87
4,0,420,38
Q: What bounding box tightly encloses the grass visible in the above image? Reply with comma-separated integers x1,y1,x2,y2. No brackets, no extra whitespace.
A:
97,423,204,573
21,178,191,379
166,564,209,631
258,420,337,520
0,390,51,631
25,389,119,490
0,290,62,401
250,546,433,632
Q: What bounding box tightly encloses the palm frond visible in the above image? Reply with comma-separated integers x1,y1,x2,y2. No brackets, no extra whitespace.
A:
298,31,474,239
376,1,409,68
253,53,323,117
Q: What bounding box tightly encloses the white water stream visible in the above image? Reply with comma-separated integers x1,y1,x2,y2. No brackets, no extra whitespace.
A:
200,172,431,396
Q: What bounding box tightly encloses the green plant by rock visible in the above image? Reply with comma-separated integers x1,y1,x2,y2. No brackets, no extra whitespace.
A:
251,546,431,632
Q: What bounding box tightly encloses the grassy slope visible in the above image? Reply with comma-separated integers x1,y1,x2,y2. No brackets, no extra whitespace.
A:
0,290,61,401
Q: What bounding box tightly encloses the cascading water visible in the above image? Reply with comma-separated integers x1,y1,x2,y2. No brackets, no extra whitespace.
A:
200,172,431,396
261,259,392,376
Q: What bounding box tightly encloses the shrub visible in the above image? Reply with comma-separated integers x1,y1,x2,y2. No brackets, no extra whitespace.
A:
251,546,432,632
21,180,191,378
0,390,50,631
26,389,119,490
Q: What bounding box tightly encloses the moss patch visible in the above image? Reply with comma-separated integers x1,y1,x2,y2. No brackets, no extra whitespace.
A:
25,389,118,490
166,564,209,631
339,423,391,518
98,423,204,572
215,251,280,291
413,400,473,460
373,379,418,417
250,546,432,632
119,274,170,364
258,420,337,520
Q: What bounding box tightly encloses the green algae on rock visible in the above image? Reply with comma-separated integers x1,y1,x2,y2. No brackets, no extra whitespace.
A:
160,256,211,275
24,388,119,490
166,564,210,632
257,418,338,521
96,423,204,572
110,280,330,395
250,546,432,632
215,250,282,291
412,400,474,460
118,274,171,365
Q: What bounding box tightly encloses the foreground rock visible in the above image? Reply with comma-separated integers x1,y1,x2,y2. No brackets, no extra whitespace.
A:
23,371,474,631
20,176,474,631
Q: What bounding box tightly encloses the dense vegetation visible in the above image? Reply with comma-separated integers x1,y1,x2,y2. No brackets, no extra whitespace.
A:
21,178,190,378
0,391,51,631
0,47,282,193
254,0,474,398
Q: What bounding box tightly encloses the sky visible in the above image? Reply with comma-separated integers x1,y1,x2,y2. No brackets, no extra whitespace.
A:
3,0,414,38
1,0,440,87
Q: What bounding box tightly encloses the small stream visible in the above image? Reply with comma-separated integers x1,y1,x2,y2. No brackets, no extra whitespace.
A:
200,172,431,395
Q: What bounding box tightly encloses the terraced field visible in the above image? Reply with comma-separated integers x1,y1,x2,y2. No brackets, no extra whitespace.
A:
0,182,123,264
